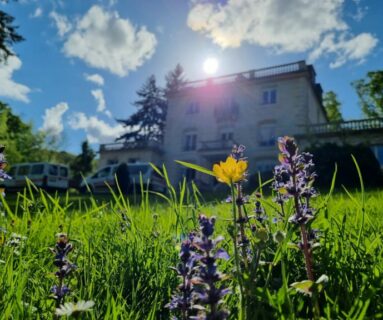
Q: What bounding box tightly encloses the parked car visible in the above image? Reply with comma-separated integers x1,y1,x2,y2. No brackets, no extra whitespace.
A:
3,162,70,191
79,162,166,194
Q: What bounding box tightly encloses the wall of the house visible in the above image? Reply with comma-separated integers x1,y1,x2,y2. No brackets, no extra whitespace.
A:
164,72,325,185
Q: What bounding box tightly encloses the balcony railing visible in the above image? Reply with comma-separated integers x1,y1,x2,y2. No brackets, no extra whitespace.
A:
302,118,383,135
182,61,308,89
199,140,236,151
99,140,163,152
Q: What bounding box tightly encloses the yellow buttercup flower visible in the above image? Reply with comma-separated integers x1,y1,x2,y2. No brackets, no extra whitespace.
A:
213,156,248,184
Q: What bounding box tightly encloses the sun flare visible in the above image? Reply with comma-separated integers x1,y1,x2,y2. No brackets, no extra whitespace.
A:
203,57,219,75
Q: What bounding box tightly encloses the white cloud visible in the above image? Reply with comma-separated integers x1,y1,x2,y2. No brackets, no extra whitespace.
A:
187,0,378,67
309,33,378,68
40,102,69,138
62,5,157,76
0,56,31,103
85,73,104,86
91,89,106,112
68,112,127,144
49,11,72,37
31,7,43,18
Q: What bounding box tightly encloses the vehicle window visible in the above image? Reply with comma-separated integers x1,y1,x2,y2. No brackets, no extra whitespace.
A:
8,166,18,176
60,167,68,177
31,164,44,175
129,165,149,175
18,165,30,176
49,165,58,176
96,167,111,178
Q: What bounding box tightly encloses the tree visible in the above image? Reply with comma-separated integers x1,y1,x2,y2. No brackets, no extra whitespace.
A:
117,75,166,143
352,71,383,118
0,1,24,63
165,63,187,95
0,102,45,163
70,141,95,186
323,91,343,122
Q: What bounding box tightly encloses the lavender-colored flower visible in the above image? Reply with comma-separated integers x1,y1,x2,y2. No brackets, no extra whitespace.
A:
168,215,230,320
273,136,319,288
50,233,76,305
191,215,230,320
231,144,246,161
272,137,318,225
167,238,196,319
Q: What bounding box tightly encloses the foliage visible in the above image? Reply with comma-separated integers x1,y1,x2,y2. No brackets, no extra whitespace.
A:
0,102,45,164
0,185,382,318
352,70,383,118
70,141,95,186
0,1,24,63
323,91,343,122
0,102,76,166
117,75,167,143
306,143,383,188
165,63,187,95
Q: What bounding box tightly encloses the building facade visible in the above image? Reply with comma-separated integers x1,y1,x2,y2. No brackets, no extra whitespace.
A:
163,60,326,185
99,60,328,186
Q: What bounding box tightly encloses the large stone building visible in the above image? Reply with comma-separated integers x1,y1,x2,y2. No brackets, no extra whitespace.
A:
99,60,328,185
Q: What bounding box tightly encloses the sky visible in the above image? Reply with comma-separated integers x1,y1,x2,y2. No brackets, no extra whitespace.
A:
0,0,382,154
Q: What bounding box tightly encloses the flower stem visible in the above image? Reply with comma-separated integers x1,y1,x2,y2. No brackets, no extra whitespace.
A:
231,183,245,319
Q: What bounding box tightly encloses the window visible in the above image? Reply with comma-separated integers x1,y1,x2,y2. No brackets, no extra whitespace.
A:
186,102,200,114
93,167,111,179
258,123,276,146
107,159,118,165
18,165,30,176
262,89,277,105
221,132,234,141
8,166,18,176
49,165,58,176
60,167,68,177
129,165,149,175
183,133,197,151
256,161,275,173
31,164,44,175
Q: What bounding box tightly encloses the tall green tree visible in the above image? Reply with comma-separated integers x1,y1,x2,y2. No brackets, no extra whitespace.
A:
117,75,166,143
352,71,383,118
70,141,95,186
0,102,45,163
323,91,343,122
165,63,187,95
0,1,24,62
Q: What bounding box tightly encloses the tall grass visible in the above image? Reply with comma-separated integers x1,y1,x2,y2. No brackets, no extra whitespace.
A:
0,181,382,319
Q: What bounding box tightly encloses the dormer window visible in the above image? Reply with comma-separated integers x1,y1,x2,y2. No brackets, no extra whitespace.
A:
262,89,277,105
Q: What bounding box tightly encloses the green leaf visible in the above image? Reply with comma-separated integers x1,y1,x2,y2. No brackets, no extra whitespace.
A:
175,160,215,177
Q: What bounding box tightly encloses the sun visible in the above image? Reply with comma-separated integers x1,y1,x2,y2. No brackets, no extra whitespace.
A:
203,57,219,75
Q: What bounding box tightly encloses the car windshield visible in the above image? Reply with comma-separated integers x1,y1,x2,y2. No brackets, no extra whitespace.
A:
129,165,149,175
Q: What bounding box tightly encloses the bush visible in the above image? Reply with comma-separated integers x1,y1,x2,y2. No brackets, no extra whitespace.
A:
306,143,383,188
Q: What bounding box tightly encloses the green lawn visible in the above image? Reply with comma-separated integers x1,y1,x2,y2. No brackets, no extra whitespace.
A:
0,185,382,319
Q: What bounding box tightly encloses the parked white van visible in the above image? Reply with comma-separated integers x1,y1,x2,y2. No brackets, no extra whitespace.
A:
80,162,166,194
4,162,70,191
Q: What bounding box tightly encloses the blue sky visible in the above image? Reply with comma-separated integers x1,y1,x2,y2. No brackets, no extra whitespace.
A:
0,0,382,154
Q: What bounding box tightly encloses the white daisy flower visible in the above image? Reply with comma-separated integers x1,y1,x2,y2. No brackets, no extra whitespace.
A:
55,300,95,317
